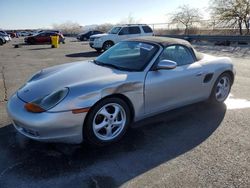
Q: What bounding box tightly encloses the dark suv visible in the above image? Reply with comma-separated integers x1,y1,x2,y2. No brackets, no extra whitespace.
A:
77,30,103,41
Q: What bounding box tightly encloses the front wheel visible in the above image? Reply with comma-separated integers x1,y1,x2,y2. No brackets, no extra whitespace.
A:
210,73,232,103
103,41,114,51
29,38,36,45
83,98,131,146
95,48,102,53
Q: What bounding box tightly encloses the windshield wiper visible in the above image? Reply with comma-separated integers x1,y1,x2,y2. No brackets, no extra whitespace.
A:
93,60,134,71
101,63,129,71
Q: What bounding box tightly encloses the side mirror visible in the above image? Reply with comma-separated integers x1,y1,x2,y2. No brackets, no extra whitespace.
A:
156,60,177,70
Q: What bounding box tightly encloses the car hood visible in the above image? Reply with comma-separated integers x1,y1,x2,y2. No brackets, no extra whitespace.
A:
17,61,130,102
91,33,109,38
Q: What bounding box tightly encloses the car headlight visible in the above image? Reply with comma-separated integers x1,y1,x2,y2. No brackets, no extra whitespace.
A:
93,37,101,41
96,38,103,42
25,88,69,113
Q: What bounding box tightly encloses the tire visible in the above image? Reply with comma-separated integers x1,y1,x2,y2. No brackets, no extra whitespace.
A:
29,38,36,45
0,39,3,45
83,97,131,146
210,73,232,104
95,48,102,53
103,41,114,51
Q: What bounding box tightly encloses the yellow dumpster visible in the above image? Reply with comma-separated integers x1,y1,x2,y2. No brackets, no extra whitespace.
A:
51,35,59,48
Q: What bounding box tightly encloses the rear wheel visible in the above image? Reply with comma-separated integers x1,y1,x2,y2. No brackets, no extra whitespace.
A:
210,73,232,103
103,41,114,51
83,98,131,146
0,39,3,45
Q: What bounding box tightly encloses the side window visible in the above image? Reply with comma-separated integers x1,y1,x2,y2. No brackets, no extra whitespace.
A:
142,26,153,33
160,45,195,66
39,33,46,37
128,26,141,34
48,32,56,36
119,27,129,35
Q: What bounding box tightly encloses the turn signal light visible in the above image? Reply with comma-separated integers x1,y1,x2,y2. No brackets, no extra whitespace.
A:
24,103,46,113
72,108,90,114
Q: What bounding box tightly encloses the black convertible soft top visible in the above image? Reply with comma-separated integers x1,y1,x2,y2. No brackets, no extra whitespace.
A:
127,36,204,61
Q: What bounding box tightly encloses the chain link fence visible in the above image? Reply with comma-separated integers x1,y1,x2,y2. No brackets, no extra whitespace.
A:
148,21,250,36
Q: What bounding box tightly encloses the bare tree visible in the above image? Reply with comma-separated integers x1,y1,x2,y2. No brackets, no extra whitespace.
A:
119,13,141,24
52,21,82,35
170,5,203,34
243,0,250,34
210,0,250,35
95,23,114,32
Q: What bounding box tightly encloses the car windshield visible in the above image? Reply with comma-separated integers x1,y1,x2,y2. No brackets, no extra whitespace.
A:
94,41,159,71
108,27,122,34
0,31,7,35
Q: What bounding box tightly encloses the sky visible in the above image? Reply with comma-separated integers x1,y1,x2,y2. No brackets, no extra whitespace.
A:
1,0,210,29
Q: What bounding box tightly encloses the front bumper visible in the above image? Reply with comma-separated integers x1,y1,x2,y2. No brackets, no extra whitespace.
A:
7,94,86,144
89,39,103,49
4,36,10,42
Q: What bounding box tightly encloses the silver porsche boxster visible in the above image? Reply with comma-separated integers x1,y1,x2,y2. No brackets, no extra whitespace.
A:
7,37,235,146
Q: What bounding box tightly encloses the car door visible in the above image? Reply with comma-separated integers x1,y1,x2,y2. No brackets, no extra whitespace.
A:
117,26,141,41
88,31,93,38
145,45,206,114
36,33,47,43
45,32,55,43
117,27,130,42
128,26,142,38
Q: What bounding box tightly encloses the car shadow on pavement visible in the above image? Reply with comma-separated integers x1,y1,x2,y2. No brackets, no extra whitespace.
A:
65,51,101,58
0,102,226,188
29,47,54,51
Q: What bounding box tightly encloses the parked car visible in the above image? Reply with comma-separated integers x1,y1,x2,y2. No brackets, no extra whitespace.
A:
6,31,17,38
77,30,103,41
34,30,61,34
17,31,32,37
7,36,235,146
0,31,11,42
89,24,153,52
0,30,8,35
0,36,6,45
46,30,61,34
24,32,65,44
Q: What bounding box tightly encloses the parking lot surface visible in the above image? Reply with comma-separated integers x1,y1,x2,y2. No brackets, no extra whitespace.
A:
0,38,250,188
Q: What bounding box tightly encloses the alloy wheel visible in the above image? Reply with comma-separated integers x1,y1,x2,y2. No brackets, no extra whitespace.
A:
215,76,231,102
92,103,126,141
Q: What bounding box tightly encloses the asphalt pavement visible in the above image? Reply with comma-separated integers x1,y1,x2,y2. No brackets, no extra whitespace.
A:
0,38,249,188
